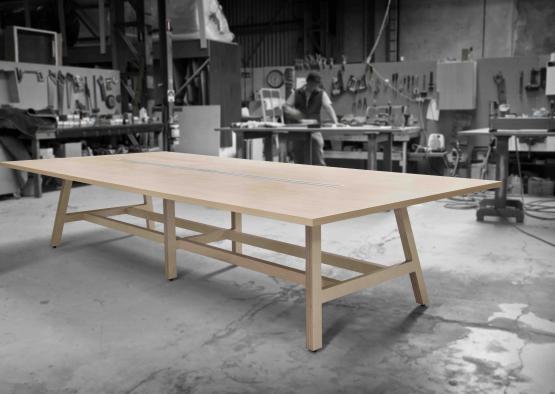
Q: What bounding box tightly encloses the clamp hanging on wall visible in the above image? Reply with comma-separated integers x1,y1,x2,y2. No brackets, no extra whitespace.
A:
493,72,507,104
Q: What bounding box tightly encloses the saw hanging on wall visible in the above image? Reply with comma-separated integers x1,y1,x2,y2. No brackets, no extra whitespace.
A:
346,75,357,93
331,69,344,97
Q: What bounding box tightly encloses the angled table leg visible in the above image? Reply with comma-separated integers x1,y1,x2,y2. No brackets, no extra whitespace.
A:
394,207,429,305
231,212,242,253
163,199,178,280
51,180,73,247
305,225,322,351
143,195,156,230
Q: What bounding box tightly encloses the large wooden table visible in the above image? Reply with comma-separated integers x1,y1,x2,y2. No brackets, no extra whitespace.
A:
217,125,420,172
0,152,500,351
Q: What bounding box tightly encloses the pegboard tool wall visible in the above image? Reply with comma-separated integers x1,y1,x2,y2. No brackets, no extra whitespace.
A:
247,55,550,146
300,61,436,120
0,60,121,115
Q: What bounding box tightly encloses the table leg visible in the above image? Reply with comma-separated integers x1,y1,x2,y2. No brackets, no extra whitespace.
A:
305,225,322,351
231,212,242,254
466,142,475,178
367,134,378,170
51,179,72,248
31,137,42,197
495,136,509,209
382,133,393,171
263,135,273,161
305,133,313,165
235,132,246,159
163,199,178,280
401,141,408,173
143,195,156,230
394,207,429,305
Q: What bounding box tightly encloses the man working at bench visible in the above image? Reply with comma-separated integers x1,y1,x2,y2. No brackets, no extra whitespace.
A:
284,72,338,166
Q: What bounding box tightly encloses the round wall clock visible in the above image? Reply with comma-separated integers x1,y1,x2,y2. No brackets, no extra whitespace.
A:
266,69,284,88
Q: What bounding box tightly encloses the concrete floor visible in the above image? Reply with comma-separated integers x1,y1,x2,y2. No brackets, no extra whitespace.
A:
0,185,554,394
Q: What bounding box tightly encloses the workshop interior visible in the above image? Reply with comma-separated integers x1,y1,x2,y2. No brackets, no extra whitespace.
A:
0,0,554,393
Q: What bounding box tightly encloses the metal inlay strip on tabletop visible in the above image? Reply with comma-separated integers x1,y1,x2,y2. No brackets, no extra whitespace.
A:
120,158,341,188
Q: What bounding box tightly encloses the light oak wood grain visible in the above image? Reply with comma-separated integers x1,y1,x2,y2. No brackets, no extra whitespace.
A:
395,207,429,305
163,199,177,280
51,180,72,247
143,195,155,230
1,152,501,226
306,226,322,351
231,212,242,254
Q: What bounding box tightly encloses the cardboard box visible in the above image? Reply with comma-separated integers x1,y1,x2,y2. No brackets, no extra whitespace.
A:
55,142,82,158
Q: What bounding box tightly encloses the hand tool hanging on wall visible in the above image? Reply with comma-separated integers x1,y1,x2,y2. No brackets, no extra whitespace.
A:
331,70,344,97
92,76,98,110
346,76,357,93
15,68,44,83
358,74,367,92
57,71,65,114
65,73,76,109
105,77,118,91
525,69,540,91
391,73,398,98
428,71,435,92
420,74,427,98
47,71,57,109
519,71,524,98
413,76,419,98
97,76,116,109
493,72,507,105
84,76,92,112
75,100,86,111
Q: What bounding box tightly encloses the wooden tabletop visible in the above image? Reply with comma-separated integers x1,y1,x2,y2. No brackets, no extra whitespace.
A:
1,152,500,226
217,125,420,134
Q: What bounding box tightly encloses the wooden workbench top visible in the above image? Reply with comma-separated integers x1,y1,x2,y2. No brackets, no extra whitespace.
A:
458,128,555,138
217,125,420,134
1,152,500,225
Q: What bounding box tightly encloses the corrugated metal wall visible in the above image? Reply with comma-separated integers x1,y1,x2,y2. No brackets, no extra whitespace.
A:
220,0,303,67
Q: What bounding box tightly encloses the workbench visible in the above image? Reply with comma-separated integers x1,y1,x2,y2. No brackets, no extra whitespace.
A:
216,125,420,172
0,152,500,351
458,128,555,222
28,123,164,197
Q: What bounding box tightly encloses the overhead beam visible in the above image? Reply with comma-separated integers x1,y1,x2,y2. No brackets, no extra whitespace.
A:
23,0,31,27
57,0,67,55
99,0,106,54
75,9,100,38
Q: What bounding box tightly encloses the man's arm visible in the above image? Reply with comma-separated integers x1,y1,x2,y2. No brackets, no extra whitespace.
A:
322,92,338,124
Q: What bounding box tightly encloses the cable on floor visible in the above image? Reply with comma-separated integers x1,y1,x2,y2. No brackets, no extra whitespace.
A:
439,140,555,247
509,222,555,248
